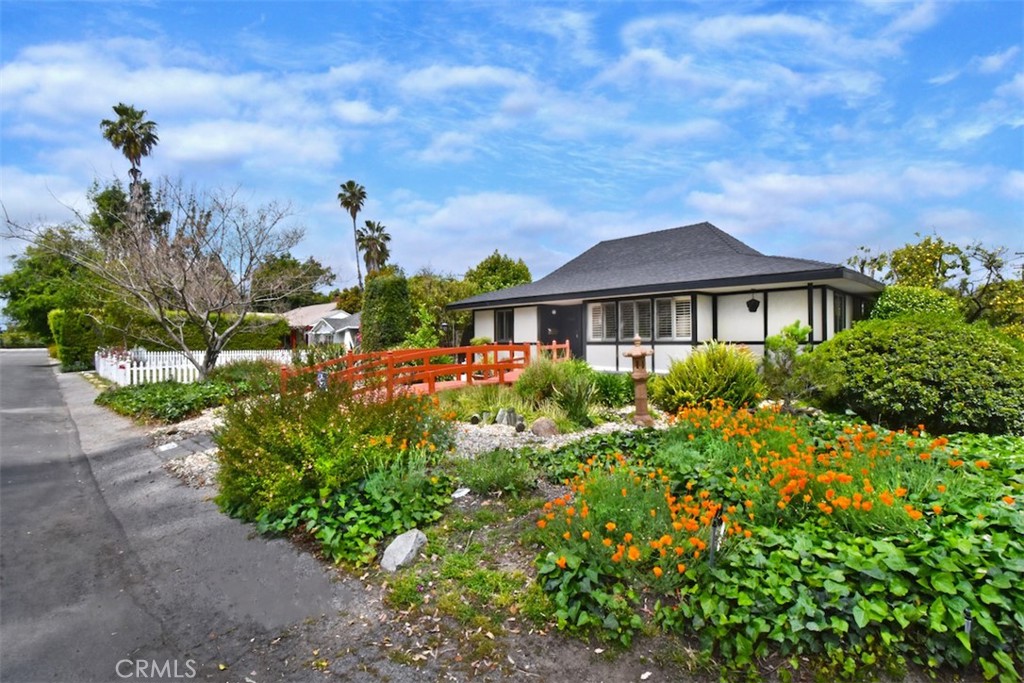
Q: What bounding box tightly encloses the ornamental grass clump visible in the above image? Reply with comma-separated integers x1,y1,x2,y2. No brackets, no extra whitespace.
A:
650,341,764,413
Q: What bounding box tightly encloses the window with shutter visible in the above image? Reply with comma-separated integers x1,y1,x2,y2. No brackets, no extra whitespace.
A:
655,297,692,340
619,301,635,339
675,299,691,338
588,303,617,341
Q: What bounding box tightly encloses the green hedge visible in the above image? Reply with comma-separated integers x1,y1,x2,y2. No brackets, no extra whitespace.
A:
48,309,101,371
361,273,412,351
101,309,289,350
814,315,1024,435
870,285,962,321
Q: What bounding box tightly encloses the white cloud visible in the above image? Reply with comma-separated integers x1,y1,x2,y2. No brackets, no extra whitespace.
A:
414,131,479,164
631,119,728,146
397,65,530,95
0,166,88,228
164,120,340,167
331,100,398,125
1001,170,1024,199
977,46,1020,74
882,1,942,37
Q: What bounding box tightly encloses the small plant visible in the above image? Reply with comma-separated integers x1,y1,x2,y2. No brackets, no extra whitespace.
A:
206,359,280,397
553,372,597,427
454,449,538,498
592,372,634,407
95,380,232,422
761,320,821,409
650,341,764,413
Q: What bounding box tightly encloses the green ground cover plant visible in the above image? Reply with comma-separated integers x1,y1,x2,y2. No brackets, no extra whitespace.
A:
453,448,538,498
94,359,282,422
528,403,1024,681
96,380,234,422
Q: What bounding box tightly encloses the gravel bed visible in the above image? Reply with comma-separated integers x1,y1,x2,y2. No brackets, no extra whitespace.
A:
158,407,667,488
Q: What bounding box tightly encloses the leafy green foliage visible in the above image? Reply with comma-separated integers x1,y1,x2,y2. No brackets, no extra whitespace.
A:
592,371,634,408
464,250,531,294
250,253,335,312
761,320,821,408
360,271,413,351
215,382,454,520
530,408,1024,680
813,316,1024,435
870,285,962,321
48,309,101,371
100,310,290,351
205,359,280,396
651,341,764,413
0,227,100,342
256,454,454,565
0,329,46,348
95,380,233,422
454,449,538,498
514,358,599,427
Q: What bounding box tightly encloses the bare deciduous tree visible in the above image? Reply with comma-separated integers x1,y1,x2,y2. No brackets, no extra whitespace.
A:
5,178,328,378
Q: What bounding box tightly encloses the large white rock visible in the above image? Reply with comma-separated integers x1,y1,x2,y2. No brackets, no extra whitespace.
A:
380,529,427,572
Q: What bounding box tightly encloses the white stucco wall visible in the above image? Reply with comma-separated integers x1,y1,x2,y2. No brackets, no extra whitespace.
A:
515,307,539,343
766,290,808,337
716,293,758,341
696,295,714,342
474,310,495,341
811,289,824,342
586,344,618,372
653,344,693,372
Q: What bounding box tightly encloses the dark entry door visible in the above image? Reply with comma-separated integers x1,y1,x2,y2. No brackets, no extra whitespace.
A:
539,305,583,359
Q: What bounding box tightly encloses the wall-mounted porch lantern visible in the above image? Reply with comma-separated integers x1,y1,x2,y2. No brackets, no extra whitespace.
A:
746,291,761,313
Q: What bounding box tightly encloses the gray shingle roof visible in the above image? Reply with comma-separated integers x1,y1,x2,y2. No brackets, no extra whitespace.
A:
450,222,881,309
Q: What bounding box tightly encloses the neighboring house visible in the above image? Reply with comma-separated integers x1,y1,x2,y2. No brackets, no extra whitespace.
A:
309,311,361,349
282,302,348,348
448,222,883,373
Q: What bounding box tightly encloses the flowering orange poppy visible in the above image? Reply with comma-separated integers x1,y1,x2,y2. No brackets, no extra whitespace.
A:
605,522,616,532
582,530,591,541
623,532,633,543
975,460,990,469
562,531,571,540
536,519,547,529
628,546,641,561
1004,496,1016,505
602,537,612,547
653,566,663,578
677,563,687,574
555,556,567,569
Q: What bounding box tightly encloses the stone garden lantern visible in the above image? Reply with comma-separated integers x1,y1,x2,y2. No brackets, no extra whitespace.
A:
622,335,655,426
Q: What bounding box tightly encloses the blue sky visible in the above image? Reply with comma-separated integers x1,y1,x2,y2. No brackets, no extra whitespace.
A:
2,1,1022,290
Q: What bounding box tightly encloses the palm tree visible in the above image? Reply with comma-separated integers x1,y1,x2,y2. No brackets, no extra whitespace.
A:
100,103,159,185
356,220,391,275
337,180,367,289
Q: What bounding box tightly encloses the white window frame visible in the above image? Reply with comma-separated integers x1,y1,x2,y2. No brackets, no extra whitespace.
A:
588,302,616,342
655,297,692,341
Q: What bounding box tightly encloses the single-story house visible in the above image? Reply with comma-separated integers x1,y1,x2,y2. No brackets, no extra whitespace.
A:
448,222,883,373
282,302,345,348
309,311,361,349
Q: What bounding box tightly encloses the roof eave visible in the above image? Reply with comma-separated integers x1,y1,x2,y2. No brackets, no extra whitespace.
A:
447,268,883,310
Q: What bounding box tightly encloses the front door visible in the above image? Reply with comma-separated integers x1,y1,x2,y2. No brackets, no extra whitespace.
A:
539,305,583,359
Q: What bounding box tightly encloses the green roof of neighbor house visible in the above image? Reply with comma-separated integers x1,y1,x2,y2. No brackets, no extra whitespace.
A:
449,222,883,310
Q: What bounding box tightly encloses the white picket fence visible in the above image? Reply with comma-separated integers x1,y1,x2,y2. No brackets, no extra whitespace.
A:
94,348,293,386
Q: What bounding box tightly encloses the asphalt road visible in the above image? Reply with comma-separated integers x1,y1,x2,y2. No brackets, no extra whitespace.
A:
0,350,349,683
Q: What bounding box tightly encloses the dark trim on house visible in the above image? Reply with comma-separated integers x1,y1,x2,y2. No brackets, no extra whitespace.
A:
820,287,828,341
762,291,769,339
807,285,815,341
711,295,719,339
690,294,698,345
448,267,880,310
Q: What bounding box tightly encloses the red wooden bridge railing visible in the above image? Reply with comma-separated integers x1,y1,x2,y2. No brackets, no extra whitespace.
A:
279,340,571,397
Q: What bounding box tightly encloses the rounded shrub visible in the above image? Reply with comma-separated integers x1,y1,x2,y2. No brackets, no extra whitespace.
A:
870,285,961,321
813,315,1024,435
650,341,764,413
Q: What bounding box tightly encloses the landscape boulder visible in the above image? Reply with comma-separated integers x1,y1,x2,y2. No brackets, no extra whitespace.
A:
530,417,560,437
380,529,427,572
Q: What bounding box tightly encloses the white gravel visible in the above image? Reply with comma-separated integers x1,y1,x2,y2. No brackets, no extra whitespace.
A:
159,406,666,488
